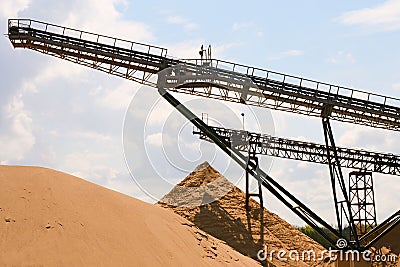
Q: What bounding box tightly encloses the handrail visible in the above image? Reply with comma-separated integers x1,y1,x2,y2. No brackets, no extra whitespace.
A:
9,19,400,110
194,125,400,176
8,18,168,57
7,18,400,129
182,58,400,109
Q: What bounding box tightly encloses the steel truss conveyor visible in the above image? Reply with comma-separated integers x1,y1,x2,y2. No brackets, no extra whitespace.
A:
157,85,400,250
7,19,400,131
194,126,400,176
8,18,400,251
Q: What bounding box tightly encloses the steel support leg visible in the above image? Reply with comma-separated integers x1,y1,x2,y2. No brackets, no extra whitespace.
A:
164,87,348,248
349,171,377,241
321,114,360,248
244,141,265,248
245,145,263,211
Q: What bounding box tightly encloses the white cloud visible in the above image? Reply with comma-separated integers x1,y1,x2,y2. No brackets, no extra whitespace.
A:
327,51,355,64
0,0,30,19
294,135,311,142
270,110,288,134
297,162,308,169
392,83,400,90
0,95,35,161
69,131,112,142
373,173,400,221
145,101,174,127
93,81,140,110
64,150,119,183
166,15,199,30
145,132,163,147
283,50,304,56
63,0,153,42
105,173,150,200
211,43,242,58
232,22,252,31
165,39,205,59
4,0,397,228
256,31,264,37
184,140,201,151
338,0,400,31
231,21,265,38
184,22,199,30
39,145,57,164
337,124,399,153
166,16,185,24
267,49,304,60
145,132,174,147
21,60,86,94
0,0,156,204
268,159,336,224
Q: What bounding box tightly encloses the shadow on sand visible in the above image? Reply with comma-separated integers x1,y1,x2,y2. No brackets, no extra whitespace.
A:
194,192,271,266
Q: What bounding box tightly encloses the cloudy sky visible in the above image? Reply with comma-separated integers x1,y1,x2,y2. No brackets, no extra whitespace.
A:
1,0,399,227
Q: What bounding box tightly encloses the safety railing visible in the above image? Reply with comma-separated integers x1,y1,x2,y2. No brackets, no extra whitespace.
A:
8,19,400,116
183,58,400,111
8,18,168,58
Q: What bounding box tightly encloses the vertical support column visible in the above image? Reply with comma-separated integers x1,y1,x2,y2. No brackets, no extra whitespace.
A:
245,141,263,211
245,141,264,247
321,104,359,248
349,171,377,240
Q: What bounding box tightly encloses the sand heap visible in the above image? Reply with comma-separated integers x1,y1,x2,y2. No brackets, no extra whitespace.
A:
367,223,400,267
0,165,260,266
372,222,400,254
158,162,334,267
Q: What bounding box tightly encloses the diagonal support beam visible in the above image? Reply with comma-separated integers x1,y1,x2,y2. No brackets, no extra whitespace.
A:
7,18,400,131
194,126,400,176
245,142,263,212
321,106,360,248
158,86,350,249
360,210,400,248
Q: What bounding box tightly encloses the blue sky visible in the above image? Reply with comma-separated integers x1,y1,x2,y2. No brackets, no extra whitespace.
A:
0,0,399,226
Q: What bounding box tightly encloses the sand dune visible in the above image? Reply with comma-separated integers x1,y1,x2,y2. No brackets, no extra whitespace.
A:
372,222,400,254
158,162,333,266
0,165,259,266
159,162,400,267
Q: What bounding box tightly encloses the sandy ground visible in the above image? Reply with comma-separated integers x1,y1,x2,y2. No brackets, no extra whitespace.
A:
0,165,260,266
159,162,400,267
158,162,332,267
373,222,400,254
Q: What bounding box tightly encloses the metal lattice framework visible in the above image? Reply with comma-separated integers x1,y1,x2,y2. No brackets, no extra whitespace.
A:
349,171,377,240
7,19,400,131
194,126,400,176
8,18,400,250
157,86,345,249
8,19,168,86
